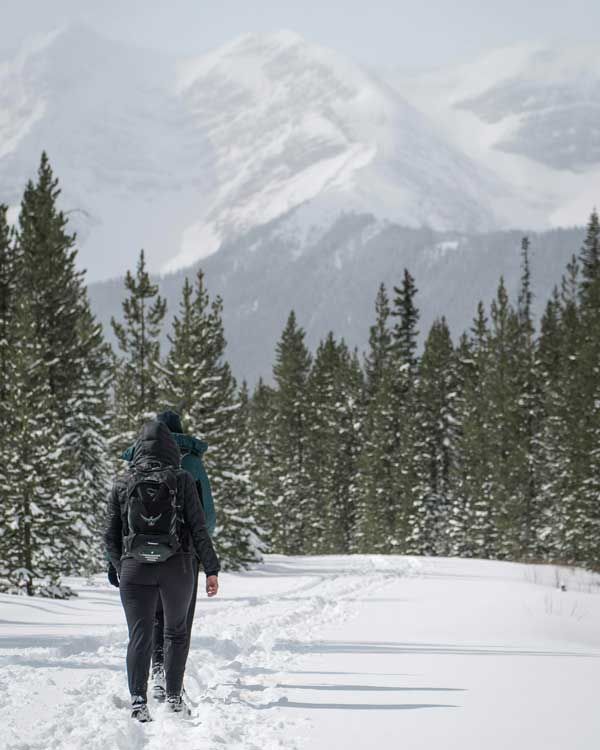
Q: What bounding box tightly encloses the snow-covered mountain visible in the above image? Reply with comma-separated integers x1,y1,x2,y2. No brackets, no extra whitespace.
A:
0,25,543,281
0,25,213,281
167,30,527,271
393,42,600,227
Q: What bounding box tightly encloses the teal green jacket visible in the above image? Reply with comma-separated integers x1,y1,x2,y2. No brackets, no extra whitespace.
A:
121,433,216,535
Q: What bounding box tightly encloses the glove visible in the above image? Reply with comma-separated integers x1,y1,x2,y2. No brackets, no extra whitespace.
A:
107,563,120,588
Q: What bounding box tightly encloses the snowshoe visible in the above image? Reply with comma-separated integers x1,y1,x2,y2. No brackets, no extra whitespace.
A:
151,666,166,702
167,693,192,717
131,696,152,723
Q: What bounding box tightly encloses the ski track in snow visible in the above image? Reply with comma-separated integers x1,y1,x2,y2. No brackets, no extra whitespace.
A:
0,556,417,750
2,555,600,749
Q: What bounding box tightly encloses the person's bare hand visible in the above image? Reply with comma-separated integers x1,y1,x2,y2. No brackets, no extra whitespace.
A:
206,575,219,597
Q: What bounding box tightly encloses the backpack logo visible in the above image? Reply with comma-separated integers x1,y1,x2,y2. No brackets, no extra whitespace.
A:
140,513,162,527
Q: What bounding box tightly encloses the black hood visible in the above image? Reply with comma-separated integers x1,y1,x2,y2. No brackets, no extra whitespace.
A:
156,410,184,434
132,421,181,468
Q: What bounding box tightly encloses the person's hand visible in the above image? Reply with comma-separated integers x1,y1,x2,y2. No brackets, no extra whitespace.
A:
206,575,219,597
107,563,119,588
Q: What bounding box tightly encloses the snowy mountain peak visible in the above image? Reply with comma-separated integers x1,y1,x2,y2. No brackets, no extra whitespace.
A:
0,28,586,281
168,29,530,271
391,40,600,225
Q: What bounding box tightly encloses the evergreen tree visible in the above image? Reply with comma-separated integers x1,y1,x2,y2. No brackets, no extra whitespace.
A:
536,287,567,558
247,378,278,550
305,334,363,554
444,331,471,556
15,153,89,416
574,214,600,564
0,205,16,589
0,155,112,594
356,270,420,553
112,249,166,451
548,256,588,562
1,326,68,594
456,302,497,557
390,268,421,544
0,205,14,409
364,283,392,397
482,278,526,559
392,269,420,371
59,301,113,574
161,271,260,567
514,237,543,558
213,381,264,567
409,318,458,555
269,311,312,554
578,210,600,309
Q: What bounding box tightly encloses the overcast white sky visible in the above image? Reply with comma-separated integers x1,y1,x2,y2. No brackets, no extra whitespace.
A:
2,0,598,68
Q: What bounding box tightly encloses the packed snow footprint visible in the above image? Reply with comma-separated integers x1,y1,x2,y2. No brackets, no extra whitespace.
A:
2,555,599,750
0,556,413,749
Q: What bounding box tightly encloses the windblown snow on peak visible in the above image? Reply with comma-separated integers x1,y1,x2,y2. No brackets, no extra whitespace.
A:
392,41,600,226
168,30,529,271
0,26,535,281
2,28,591,280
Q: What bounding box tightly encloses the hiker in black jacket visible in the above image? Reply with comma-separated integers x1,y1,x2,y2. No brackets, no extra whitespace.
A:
105,420,220,722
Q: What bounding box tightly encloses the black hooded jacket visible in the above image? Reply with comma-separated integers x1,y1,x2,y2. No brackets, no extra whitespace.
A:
104,421,220,577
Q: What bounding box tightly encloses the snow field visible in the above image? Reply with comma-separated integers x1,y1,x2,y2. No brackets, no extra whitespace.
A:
0,555,598,749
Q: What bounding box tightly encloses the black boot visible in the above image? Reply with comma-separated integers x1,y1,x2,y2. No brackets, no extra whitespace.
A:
167,693,191,717
151,664,166,702
131,695,152,722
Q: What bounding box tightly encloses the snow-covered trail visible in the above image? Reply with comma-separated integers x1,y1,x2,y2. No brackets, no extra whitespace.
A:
1,555,599,750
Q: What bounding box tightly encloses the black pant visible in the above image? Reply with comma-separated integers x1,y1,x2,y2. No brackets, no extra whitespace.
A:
152,557,200,671
119,554,194,700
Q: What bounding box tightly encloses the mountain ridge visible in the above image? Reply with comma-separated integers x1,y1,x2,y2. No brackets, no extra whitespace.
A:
89,211,586,385
0,24,559,282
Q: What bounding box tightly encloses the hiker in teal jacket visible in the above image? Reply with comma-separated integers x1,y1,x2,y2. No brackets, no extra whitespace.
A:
118,410,216,700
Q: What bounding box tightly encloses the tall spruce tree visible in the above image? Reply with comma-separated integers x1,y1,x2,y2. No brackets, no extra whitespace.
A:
0,205,16,589
574,213,600,564
483,278,527,559
536,287,567,558
112,249,166,451
364,283,392,397
161,271,260,567
390,269,421,545
409,318,458,556
17,154,83,412
456,302,497,557
392,269,420,371
247,378,278,551
0,205,14,408
444,331,471,556
269,311,312,554
0,155,111,593
551,257,588,562
356,270,420,553
305,334,363,554
59,301,113,573
514,237,543,558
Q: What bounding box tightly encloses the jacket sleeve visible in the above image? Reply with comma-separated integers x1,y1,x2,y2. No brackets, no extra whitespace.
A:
182,472,220,576
196,461,217,536
104,483,123,574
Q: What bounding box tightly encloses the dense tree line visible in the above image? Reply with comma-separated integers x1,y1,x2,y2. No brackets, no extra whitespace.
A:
249,217,600,569
0,154,598,595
